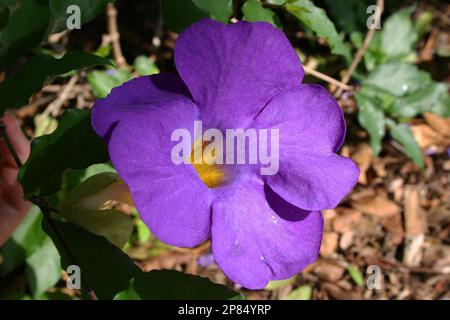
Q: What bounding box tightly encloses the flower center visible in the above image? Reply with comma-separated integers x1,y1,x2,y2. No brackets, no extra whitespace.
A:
191,140,226,188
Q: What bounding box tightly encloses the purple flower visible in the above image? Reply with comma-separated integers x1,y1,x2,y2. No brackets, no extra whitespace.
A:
92,19,359,289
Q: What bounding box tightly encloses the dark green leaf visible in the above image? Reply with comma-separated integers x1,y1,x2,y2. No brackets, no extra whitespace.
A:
242,0,280,27
0,52,112,113
285,0,351,62
48,0,115,33
356,92,386,156
114,270,241,300
43,218,141,300
160,0,208,33
0,0,50,72
193,0,232,23
25,237,61,298
380,6,417,59
0,6,9,31
386,119,424,169
18,109,109,197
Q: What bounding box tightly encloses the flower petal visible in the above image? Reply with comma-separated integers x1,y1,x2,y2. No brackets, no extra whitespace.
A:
253,84,347,154
175,19,304,128
266,152,360,211
211,178,323,289
92,73,191,140
92,74,212,247
252,84,359,210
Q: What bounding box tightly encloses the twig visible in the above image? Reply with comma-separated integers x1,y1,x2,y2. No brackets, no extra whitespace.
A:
43,75,79,117
335,0,385,98
106,3,127,69
303,65,353,91
0,122,98,300
30,196,99,300
0,121,23,168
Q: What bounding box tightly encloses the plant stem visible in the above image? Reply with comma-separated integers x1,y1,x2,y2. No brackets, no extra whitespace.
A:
1,119,98,300
0,121,23,168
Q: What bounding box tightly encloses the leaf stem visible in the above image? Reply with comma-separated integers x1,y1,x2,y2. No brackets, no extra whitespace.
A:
1,120,98,300
334,0,385,98
0,121,23,168
30,195,98,300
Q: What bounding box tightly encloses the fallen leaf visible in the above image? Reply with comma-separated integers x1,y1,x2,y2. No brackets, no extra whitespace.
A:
320,232,339,257
315,260,345,282
352,192,400,218
411,124,450,149
404,186,427,237
352,143,372,185
424,113,450,137
332,208,362,234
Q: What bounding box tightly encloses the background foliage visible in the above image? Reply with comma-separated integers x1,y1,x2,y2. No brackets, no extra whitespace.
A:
0,0,449,300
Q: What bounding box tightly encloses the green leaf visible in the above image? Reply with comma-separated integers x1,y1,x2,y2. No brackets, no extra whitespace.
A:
34,113,59,137
266,0,285,5
87,69,132,98
114,270,241,300
355,92,386,156
160,0,208,33
25,237,61,298
380,6,417,59
390,83,450,118
416,11,433,39
364,62,431,97
43,218,141,300
285,0,351,62
0,6,9,31
18,109,109,197
59,172,134,248
386,119,424,169
60,163,116,197
264,276,296,290
160,0,233,32
0,0,51,72
242,0,280,27
0,206,46,276
134,56,160,76
192,0,233,23
0,52,112,113
61,210,133,249
136,218,151,244
347,264,364,287
48,0,115,33
287,285,312,300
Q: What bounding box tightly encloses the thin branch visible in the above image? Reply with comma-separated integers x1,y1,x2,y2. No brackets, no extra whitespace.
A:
106,3,127,69
0,121,23,168
335,0,385,98
1,121,98,300
303,65,353,92
30,196,98,300
43,75,79,117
